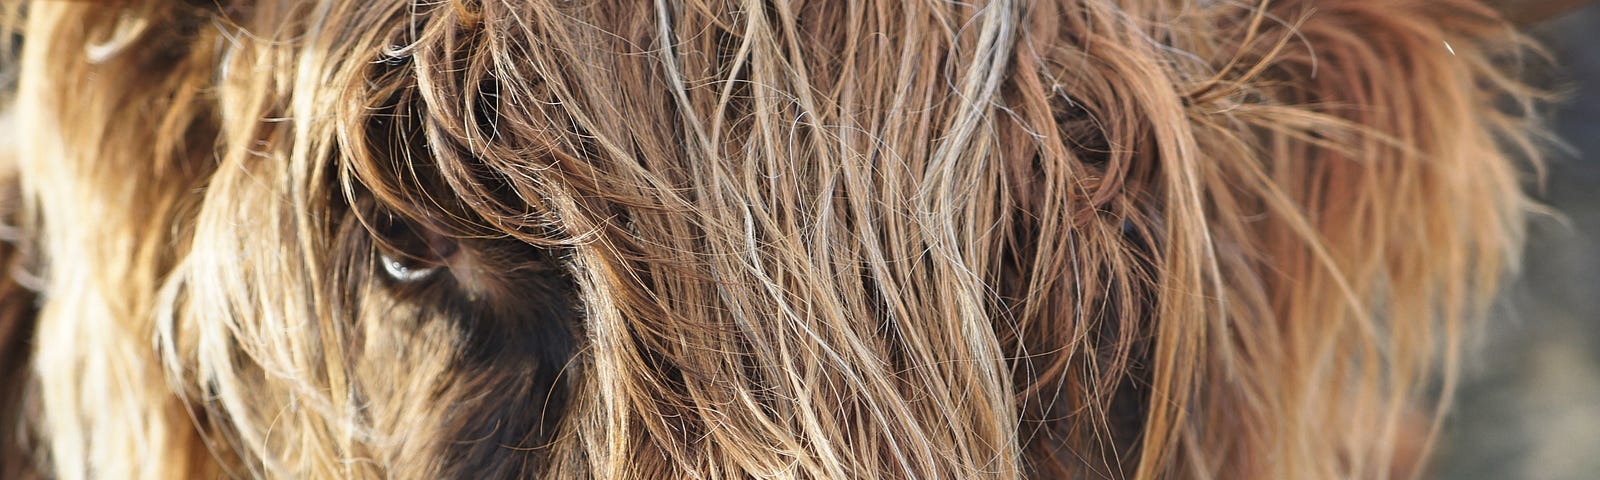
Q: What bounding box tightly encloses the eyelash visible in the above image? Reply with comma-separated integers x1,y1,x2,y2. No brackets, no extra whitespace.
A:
371,213,456,284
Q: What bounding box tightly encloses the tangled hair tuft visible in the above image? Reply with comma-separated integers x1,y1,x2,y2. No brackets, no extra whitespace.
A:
0,0,1544,478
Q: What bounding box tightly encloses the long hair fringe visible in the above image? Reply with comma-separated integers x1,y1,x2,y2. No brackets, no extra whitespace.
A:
0,0,1544,478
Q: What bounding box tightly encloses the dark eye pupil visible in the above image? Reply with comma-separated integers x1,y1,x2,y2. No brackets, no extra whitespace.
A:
374,214,456,282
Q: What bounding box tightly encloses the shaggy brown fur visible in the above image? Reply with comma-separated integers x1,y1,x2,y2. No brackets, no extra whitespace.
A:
0,0,1546,478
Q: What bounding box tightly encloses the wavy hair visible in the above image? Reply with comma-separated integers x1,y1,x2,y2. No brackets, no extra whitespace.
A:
0,0,1543,478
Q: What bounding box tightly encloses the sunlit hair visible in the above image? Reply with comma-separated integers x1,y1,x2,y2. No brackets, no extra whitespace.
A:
0,0,1543,478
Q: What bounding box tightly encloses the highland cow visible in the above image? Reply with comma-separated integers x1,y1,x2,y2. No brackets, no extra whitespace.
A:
0,0,1556,478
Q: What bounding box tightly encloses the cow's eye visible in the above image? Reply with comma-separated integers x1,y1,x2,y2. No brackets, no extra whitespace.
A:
373,213,457,283
380,251,438,282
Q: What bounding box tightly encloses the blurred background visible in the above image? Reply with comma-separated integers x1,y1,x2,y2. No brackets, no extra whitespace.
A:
1432,4,1600,480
